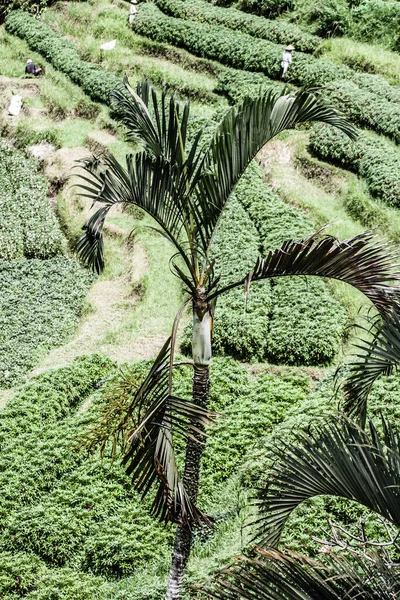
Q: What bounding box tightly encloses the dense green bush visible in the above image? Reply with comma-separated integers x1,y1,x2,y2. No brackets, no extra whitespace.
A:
235,0,294,18
155,0,320,53
215,67,284,103
310,124,400,207
351,0,400,51
0,140,65,260
236,163,347,366
294,0,350,37
325,79,400,144
181,196,272,361
0,356,174,597
5,11,120,104
199,365,310,499
0,258,94,387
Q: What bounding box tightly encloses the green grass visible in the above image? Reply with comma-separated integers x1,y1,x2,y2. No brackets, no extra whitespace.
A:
320,37,400,86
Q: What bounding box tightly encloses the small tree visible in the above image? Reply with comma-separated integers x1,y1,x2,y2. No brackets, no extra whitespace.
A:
75,79,400,599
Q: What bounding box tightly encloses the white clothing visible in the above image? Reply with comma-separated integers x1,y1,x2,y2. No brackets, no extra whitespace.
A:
129,5,137,24
281,50,292,75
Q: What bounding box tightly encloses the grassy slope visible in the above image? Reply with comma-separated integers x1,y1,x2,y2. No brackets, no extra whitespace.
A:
2,0,400,598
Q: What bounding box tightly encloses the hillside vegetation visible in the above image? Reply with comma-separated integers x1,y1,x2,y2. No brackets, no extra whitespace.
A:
1,0,400,597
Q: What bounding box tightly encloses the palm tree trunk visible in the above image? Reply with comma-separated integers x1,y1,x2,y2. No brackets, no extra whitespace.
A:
164,363,210,600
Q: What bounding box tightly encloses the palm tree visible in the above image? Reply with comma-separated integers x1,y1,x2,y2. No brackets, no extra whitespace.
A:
75,79,400,600
203,415,400,599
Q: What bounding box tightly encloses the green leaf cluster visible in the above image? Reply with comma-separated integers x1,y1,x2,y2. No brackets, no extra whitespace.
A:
310,124,400,207
0,258,93,387
0,140,65,260
4,11,120,104
154,0,320,53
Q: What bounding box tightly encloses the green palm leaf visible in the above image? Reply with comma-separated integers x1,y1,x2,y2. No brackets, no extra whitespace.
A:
341,309,400,427
196,89,356,250
210,230,400,316
255,417,400,548
203,547,400,600
82,338,211,525
73,150,199,277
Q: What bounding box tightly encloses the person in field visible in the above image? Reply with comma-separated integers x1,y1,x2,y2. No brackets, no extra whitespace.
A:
25,59,42,76
280,44,294,79
129,0,138,25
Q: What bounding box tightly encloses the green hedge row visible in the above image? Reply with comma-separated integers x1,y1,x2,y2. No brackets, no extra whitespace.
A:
204,0,294,18
132,4,400,143
235,163,347,366
0,353,313,597
0,259,93,388
0,140,65,260
310,124,400,208
0,355,174,598
324,79,400,144
154,0,320,53
5,11,120,104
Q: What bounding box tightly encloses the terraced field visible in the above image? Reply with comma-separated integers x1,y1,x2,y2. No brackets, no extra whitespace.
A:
1,0,400,598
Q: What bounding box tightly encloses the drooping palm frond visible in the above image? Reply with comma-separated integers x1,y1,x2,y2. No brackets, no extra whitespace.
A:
195,89,356,249
82,338,211,525
341,308,400,427
73,150,201,277
210,230,400,316
255,417,400,548
203,547,400,600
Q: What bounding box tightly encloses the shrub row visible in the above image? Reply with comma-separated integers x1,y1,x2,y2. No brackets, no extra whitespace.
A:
215,67,284,102
235,163,348,366
206,0,294,18
0,356,174,598
132,4,400,143
310,124,400,208
5,11,120,104
0,258,94,388
324,79,400,144
351,0,400,51
154,0,320,53
0,352,313,597
0,140,65,260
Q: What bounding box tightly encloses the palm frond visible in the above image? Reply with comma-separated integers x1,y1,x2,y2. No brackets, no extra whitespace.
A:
82,338,211,525
74,150,197,276
341,308,400,427
203,547,400,600
195,89,356,249
210,230,400,316
111,78,194,168
255,417,400,548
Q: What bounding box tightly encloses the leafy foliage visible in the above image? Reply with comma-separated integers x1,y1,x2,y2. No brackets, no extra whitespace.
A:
0,140,65,260
0,258,93,387
132,2,400,140
235,163,348,366
0,356,173,598
4,11,120,104
155,0,320,53
310,124,400,208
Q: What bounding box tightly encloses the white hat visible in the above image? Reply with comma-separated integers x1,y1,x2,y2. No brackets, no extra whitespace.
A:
130,0,137,3
285,44,295,51
27,59,33,64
